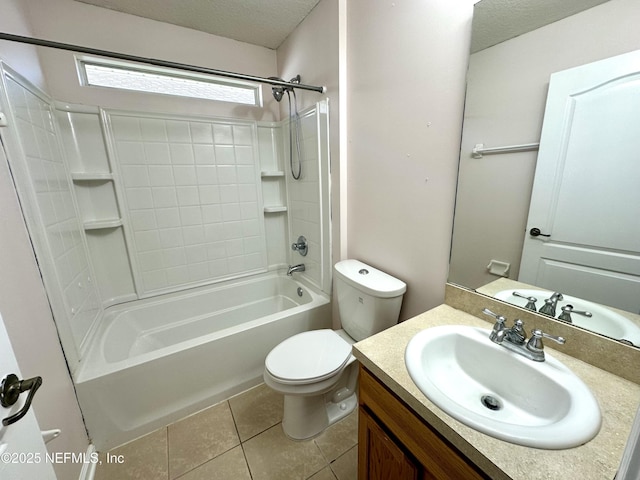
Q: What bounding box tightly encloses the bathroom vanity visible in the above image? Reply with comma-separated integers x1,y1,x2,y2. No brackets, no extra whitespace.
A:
353,293,640,479
358,366,487,479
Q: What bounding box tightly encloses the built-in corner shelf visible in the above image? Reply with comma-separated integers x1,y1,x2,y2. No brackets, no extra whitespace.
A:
71,172,113,181
263,206,288,213
83,219,123,230
261,171,286,214
261,171,285,178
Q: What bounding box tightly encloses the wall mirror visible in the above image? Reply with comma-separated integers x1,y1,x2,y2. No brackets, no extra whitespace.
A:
448,0,640,348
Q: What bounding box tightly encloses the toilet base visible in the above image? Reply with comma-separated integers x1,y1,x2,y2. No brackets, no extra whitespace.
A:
281,389,357,440
263,330,360,440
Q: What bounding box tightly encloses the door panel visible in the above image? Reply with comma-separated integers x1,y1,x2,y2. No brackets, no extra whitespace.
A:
519,50,640,314
0,312,55,480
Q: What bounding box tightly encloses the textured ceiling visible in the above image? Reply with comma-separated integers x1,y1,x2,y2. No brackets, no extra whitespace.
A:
73,0,611,53
73,0,321,50
472,0,610,53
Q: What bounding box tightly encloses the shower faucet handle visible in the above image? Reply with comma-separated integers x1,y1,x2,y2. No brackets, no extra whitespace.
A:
291,235,308,256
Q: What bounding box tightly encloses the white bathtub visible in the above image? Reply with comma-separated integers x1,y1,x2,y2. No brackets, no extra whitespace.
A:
75,272,331,451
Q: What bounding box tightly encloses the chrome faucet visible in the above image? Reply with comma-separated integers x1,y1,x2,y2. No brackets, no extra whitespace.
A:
287,264,306,276
539,292,563,317
482,308,565,362
505,319,527,345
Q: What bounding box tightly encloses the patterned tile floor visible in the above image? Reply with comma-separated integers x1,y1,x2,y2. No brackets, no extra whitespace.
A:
94,383,358,480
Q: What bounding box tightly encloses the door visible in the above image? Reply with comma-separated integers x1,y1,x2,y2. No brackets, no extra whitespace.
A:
0,312,56,480
519,50,640,313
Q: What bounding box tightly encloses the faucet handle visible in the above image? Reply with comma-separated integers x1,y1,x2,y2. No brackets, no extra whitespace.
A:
291,235,308,256
483,309,507,342
532,329,565,344
512,292,538,311
482,308,506,323
527,329,566,356
558,304,593,323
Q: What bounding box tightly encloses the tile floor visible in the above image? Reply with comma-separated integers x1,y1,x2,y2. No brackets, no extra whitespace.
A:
94,383,358,480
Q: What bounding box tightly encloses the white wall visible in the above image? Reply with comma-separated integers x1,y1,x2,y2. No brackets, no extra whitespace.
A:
0,0,46,89
24,0,280,121
0,2,89,479
346,0,475,320
450,0,640,290
277,0,338,114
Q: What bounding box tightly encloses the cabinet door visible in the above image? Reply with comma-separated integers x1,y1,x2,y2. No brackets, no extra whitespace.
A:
358,367,489,480
359,406,419,480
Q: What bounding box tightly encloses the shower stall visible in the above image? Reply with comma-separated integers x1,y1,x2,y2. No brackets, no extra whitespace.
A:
0,51,332,450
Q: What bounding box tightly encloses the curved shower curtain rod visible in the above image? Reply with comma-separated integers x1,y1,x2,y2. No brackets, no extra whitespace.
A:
0,32,327,94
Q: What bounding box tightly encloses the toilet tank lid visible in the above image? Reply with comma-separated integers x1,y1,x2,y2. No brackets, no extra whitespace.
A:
334,260,406,298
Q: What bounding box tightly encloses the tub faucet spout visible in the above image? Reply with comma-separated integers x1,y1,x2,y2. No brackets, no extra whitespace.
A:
287,264,305,276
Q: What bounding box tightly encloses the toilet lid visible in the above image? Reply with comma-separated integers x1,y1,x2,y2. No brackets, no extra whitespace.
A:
265,329,353,384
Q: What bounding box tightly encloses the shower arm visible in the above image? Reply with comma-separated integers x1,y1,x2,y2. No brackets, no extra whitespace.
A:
0,32,327,94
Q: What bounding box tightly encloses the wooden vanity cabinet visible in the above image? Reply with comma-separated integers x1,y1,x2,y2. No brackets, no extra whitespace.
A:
358,366,489,480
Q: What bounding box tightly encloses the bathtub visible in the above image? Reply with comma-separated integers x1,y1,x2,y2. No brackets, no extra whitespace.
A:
74,272,331,451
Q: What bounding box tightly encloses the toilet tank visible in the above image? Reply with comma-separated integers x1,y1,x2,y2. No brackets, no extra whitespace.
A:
334,260,407,341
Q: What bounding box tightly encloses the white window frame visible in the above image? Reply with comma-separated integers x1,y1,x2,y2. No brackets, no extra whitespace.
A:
75,55,262,106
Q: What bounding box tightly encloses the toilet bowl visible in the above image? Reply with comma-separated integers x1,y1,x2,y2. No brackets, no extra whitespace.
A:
264,260,406,440
264,329,358,440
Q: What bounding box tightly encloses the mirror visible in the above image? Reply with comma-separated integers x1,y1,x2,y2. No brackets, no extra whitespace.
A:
449,0,640,346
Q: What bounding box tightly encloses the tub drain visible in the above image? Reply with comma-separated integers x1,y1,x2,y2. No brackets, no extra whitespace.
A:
481,395,502,411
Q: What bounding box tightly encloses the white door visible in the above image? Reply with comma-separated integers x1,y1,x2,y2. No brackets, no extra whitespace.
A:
0,312,56,480
519,50,640,314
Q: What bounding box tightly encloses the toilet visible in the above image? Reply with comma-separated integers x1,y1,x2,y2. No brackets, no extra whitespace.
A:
264,259,406,440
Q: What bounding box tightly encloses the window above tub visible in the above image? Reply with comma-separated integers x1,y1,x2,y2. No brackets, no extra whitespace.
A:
76,56,262,106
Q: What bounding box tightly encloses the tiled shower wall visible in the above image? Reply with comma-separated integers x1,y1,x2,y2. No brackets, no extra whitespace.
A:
0,68,101,368
107,113,267,295
60,104,330,305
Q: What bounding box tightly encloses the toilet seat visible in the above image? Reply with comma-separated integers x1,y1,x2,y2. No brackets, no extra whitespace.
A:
265,329,352,385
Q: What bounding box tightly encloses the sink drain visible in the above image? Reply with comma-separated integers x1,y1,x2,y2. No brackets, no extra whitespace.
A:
481,395,503,411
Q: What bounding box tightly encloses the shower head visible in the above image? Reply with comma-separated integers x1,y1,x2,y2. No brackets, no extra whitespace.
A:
272,87,285,102
268,75,302,102
268,77,286,102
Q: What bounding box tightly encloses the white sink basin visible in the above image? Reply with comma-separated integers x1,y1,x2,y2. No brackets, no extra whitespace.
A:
494,289,640,346
405,325,601,449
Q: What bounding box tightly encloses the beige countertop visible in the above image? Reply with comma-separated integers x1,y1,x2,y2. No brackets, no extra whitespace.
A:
353,304,640,480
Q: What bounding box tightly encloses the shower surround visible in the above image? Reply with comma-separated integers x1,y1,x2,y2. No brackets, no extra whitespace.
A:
0,62,331,448
105,112,268,296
